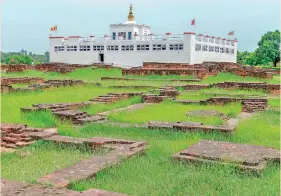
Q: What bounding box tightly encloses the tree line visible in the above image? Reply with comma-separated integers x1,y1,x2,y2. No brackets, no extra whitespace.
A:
237,30,280,67
1,49,49,65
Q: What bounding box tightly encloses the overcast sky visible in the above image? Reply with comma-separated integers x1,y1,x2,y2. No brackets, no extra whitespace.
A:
1,0,280,54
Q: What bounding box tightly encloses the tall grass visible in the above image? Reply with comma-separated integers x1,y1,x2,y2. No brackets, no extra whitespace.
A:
81,96,141,115
108,101,241,125
1,141,93,183
65,109,280,195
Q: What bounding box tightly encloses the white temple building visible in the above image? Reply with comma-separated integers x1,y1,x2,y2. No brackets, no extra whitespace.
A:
49,4,238,67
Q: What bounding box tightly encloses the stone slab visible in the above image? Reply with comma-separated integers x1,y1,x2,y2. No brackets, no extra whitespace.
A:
173,140,280,173
1,179,127,196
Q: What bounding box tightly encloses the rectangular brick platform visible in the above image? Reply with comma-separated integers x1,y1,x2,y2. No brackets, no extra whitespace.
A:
173,140,280,174
1,124,57,149
37,136,147,188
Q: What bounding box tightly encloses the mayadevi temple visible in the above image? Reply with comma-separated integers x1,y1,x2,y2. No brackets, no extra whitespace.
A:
49,4,238,68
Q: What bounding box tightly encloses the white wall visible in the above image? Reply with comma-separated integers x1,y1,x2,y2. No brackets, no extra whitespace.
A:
49,33,237,66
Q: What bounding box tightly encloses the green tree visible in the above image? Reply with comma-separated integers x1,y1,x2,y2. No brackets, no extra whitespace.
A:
255,30,280,67
244,52,257,65
4,54,33,65
45,51,50,62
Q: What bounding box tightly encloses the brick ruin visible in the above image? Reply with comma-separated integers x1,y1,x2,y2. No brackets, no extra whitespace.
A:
0,63,116,74
1,123,147,194
21,92,143,125
101,76,201,82
180,81,280,94
1,124,57,149
173,140,280,174
1,179,128,196
142,86,179,103
1,79,84,93
213,81,280,94
175,97,268,113
1,77,45,85
122,62,213,79
122,62,279,79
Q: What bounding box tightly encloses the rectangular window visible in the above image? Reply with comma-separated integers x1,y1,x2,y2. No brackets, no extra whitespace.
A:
80,45,90,51
121,45,134,51
137,44,150,51
220,47,225,53
93,45,104,51
230,49,235,54
112,32,116,40
195,44,201,51
66,46,77,51
153,44,166,51
107,45,119,51
128,32,132,40
118,32,126,39
54,46,64,52
202,45,208,52
169,44,183,50
215,46,219,52
225,48,230,54
209,46,214,52
215,39,220,44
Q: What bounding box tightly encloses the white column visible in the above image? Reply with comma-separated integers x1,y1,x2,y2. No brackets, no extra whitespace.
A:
183,32,196,65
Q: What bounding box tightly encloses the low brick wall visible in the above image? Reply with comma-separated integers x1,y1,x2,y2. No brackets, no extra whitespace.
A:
3,64,34,73
122,68,207,79
214,81,280,93
1,77,45,85
142,94,170,103
1,85,14,93
1,124,57,149
184,84,211,90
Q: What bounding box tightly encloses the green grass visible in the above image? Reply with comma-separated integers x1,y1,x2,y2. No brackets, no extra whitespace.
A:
1,140,94,183
81,96,142,115
1,67,280,196
1,84,147,125
108,101,241,125
201,72,280,84
1,67,122,83
177,88,267,101
125,75,195,80
65,109,280,195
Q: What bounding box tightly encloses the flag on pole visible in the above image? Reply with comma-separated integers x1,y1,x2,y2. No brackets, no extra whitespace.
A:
50,26,57,31
228,31,234,35
191,18,195,26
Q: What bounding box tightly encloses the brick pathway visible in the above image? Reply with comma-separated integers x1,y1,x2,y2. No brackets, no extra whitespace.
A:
37,136,147,188
1,179,127,196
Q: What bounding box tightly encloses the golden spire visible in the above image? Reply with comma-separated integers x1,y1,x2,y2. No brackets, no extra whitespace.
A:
127,4,134,21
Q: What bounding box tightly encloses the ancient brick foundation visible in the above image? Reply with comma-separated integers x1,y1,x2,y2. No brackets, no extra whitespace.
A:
214,81,280,93
1,124,57,149
173,140,280,174
1,77,45,85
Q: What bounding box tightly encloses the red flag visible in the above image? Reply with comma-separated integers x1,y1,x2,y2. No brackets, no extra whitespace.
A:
50,26,57,31
191,18,195,25
228,31,234,35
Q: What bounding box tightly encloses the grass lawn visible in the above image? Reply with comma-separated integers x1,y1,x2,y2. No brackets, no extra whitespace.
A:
1,141,94,183
1,67,122,83
66,109,280,196
108,101,241,125
81,96,142,115
177,88,267,101
1,68,280,196
1,84,148,126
